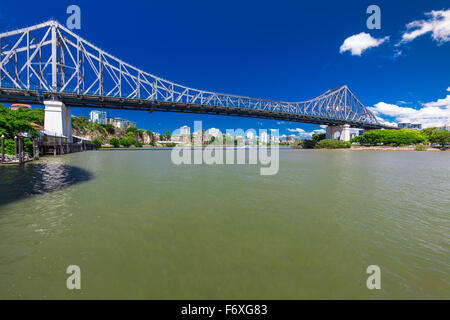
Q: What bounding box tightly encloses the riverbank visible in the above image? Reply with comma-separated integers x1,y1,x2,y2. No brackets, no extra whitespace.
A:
350,146,448,151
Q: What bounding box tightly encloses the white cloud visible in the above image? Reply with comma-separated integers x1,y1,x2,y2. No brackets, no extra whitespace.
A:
422,95,450,108
370,90,450,128
287,128,304,133
447,87,450,91
340,32,389,56
400,9,450,44
287,128,325,139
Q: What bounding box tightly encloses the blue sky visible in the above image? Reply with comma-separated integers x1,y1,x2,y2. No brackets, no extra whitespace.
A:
0,0,449,137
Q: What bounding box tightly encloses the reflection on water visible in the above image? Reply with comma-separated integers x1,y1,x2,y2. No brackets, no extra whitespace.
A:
0,160,93,206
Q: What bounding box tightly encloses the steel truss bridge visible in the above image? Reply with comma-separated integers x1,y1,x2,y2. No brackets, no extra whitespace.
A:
0,20,391,129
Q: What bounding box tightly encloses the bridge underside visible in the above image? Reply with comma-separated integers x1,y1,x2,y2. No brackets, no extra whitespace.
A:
0,88,387,130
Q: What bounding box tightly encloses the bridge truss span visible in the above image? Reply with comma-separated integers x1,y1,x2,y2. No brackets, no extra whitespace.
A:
0,20,389,129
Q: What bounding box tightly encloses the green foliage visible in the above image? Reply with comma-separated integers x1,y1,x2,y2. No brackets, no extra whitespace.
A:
415,144,427,151
163,130,171,141
312,133,326,142
71,116,90,130
164,142,176,148
119,136,135,147
72,116,106,134
3,137,34,156
103,124,116,134
351,129,427,146
292,137,322,149
422,127,439,140
109,137,120,148
14,107,44,126
428,130,450,147
134,141,143,148
301,140,317,149
92,138,103,148
315,139,351,149
4,138,14,155
149,141,156,147
0,104,39,140
126,126,138,134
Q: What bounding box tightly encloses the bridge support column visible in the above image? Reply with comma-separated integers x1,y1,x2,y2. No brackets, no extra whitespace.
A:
326,125,351,141
341,125,350,142
44,100,72,143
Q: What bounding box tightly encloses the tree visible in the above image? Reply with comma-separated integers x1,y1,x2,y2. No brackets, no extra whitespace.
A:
164,130,171,141
120,136,135,147
0,104,42,155
422,127,439,141
315,139,351,149
351,129,427,146
312,133,326,142
71,116,90,130
15,107,44,126
110,137,120,148
0,104,39,139
92,138,103,148
104,124,116,134
126,126,138,134
429,130,450,147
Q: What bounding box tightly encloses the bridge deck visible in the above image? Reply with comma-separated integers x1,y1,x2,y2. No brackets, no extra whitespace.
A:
0,88,391,130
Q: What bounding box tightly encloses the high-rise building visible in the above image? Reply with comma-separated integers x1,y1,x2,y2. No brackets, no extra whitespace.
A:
246,131,255,140
207,128,221,138
180,126,191,135
110,118,136,129
260,131,269,144
439,124,450,131
90,110,107,125
398,123,422,130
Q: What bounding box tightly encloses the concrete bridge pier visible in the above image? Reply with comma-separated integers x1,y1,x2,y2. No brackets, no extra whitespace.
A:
326,125,351,141
44,100,73,143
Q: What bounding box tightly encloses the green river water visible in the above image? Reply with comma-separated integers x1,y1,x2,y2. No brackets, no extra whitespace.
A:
0,149,449,299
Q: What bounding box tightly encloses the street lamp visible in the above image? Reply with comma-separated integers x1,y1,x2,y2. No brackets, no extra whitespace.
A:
1,135,4,163
14,136,17,159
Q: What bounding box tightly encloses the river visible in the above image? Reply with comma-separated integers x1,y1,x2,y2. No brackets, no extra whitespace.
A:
0,149,449,299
